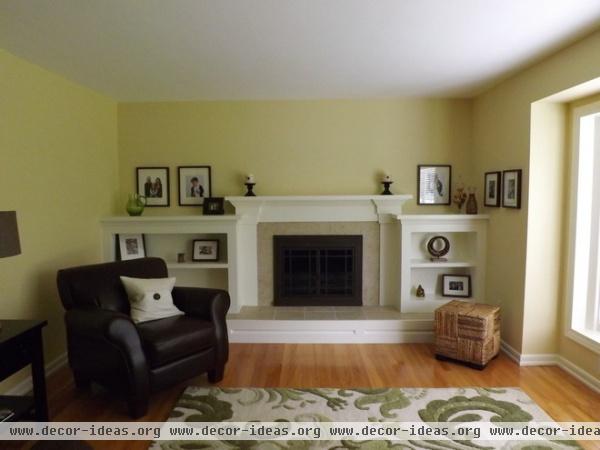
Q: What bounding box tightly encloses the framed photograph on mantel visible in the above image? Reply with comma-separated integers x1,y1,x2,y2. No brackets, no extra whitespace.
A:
136,167,170,207
178,166,212,206
484,171,502,207
418,165,451,205
502,169,522,209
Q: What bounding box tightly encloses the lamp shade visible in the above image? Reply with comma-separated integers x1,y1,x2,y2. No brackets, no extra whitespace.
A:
0,211,21,258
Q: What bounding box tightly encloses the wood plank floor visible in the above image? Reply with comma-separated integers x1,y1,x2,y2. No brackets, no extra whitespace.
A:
13,344,600,449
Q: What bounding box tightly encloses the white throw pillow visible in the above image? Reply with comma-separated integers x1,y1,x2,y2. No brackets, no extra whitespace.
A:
120,276,182,323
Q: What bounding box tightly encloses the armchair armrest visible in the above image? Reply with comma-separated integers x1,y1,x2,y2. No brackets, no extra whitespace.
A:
64,308,149,404
172,287,230,364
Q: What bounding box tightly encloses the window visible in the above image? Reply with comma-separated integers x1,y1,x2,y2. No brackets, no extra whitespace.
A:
569,100,600,352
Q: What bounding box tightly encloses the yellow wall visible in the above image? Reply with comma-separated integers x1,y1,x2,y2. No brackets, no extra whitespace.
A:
472,29,600,379
117,99,473,215
0,49,119,391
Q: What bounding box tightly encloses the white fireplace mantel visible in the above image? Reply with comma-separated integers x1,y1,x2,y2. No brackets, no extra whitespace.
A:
226,195,412,223
225,195,412,311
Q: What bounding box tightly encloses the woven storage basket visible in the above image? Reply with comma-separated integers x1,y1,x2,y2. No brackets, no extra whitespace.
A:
434,300,500,369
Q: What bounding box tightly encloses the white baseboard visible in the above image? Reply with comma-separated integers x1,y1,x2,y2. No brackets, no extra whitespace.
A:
500,340,600,393
4,352,68,396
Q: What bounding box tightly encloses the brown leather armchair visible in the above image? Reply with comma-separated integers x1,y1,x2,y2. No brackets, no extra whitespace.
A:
56,257,230,418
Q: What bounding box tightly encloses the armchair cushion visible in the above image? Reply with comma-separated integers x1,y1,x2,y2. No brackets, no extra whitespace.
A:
120,276,181,323
137,315,216,368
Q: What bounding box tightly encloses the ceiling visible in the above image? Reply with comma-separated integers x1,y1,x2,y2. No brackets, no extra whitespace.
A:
2,0,600,101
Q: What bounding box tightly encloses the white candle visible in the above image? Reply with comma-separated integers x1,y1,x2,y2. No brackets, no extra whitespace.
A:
383,174,392,183
246,174,255,184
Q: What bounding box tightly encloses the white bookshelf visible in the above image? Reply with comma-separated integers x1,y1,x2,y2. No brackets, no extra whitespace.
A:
100,215,242,312
398,215,488,314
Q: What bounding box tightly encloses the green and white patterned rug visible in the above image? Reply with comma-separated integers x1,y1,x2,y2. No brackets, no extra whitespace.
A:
152,387,580,450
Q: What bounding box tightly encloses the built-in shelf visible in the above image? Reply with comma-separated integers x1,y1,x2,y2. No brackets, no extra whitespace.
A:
167,262,229,270
410,295,477,303
410,259,475,269
399,215,488,314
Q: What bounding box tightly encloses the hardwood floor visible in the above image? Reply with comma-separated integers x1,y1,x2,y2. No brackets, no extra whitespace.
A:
14,344,600,449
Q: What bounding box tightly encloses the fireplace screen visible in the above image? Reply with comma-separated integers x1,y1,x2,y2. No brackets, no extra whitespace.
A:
274,235,362,306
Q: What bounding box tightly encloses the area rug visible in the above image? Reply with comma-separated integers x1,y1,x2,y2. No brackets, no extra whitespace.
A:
152,387,579,449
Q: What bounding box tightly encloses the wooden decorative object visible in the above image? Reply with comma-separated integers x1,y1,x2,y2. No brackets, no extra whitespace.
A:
434,300,500,369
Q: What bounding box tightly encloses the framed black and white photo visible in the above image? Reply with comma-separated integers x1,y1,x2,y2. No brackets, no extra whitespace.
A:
178,166,211,206
502,169,522,209
418,165,451,205
116,234,146,261
484,171,502,207
442,274,471,298
136,167,170,207
203,197,225,215
192,239,219,262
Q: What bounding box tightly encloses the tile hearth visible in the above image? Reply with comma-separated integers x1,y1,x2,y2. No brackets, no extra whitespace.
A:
228,306,407,320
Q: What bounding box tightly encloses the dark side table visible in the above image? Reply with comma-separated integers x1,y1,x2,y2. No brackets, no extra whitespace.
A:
0,320,48,421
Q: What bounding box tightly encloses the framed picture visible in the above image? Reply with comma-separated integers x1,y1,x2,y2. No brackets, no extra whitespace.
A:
116,234,146,261
136,167,170,207
178,166,212,206
418,165,451,205
192,239,219,262
203,197,225,215
442,274,471,298
502,169,522,209
484,171,502,207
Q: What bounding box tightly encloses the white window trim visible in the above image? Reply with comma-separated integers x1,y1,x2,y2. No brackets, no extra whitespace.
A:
565,99,600,355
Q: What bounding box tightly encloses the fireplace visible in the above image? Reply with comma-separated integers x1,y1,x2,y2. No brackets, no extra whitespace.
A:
273,235,363,306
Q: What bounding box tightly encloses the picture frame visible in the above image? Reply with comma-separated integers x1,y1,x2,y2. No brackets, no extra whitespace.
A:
203,197,225,215
442,274,471,298
178,166,212,206
192,239,219,262
502,169,522,209
116,234,146,261
484,171,502,207
417,165,451,205
136,167,170,207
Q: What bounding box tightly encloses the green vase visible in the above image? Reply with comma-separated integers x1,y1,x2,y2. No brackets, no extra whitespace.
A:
126,193,146,216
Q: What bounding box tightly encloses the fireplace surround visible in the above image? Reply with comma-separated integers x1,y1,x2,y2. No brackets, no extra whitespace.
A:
274,235,363,306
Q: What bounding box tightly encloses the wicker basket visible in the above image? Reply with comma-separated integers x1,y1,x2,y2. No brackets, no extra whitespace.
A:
434,300,500,369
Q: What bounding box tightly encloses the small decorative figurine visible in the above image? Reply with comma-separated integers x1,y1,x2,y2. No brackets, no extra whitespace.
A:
416,285,425,298
466,187,478,214
177,253,185,263
381,174,393,195
244,174,256,197
452,183,467,211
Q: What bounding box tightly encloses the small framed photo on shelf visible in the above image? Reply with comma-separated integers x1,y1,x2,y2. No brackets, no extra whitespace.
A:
442,274,471,298
178,166,211,206
136,167,170,207
116,234,146,261
502,169,522,209
192,239,219,262
484,171,502,207
203,197,225,215
418,165,451,205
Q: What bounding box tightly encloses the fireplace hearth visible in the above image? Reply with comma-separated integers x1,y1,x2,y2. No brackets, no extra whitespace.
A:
273,235,362,306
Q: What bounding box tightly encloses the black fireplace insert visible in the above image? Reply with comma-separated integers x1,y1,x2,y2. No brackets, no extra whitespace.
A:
273,235,362,306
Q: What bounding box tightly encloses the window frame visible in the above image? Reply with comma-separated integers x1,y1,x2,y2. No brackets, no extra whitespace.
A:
565,99,600,354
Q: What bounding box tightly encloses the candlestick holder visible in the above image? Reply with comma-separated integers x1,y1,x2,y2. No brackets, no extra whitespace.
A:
381,181,393,195
244,182,256,197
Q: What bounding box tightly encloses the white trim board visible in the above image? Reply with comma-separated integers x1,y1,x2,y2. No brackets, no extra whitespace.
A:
3,352,68,396
228,318,435,344
500,340,600,394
